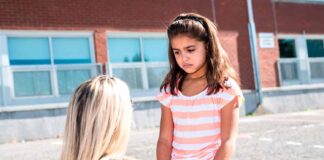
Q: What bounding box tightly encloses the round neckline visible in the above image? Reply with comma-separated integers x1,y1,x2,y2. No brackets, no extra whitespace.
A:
178,87,208,98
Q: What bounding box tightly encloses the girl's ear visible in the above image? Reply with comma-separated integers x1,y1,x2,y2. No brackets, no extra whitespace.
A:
205,42,210,54
206,41,210,50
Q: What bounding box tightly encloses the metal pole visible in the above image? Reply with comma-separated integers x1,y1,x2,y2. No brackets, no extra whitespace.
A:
211,0,217,23
0,66,3,106
247,0,263,106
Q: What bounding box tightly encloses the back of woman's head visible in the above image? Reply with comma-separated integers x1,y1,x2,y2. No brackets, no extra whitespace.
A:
61,75,133,160
162,13,237,95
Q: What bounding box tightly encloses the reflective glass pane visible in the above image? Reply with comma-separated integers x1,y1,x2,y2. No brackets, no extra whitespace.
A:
112,68,143,89
279,39,296,58
280,63,298,81
36,71,52,95
108,38,141,63
307,39,324,58
310,62,324,79
53,38,91,64
13,71,52,97
143,38,168,62
147,67,168,88
57,69,91,95
8,37,51,65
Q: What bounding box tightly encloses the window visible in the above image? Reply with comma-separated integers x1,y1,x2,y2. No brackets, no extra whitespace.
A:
7,35,96,97
107,34,169,90
279,39,297,58
52,37,93,95
277,35,324,85
8,37,51,65
13,71,52,97
57,69,91,95
52,38,92,64
279,62,299,81
108,38,141,63
306,39,324,58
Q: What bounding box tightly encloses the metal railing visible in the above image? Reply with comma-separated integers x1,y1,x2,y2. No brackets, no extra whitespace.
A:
278,58,324,86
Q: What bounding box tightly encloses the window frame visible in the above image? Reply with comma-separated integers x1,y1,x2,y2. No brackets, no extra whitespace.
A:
277,34,324,85
273,0,324,4
107,32,169,90
0,30,97,100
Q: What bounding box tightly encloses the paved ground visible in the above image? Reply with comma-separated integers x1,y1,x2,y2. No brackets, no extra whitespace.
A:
0,109,323,160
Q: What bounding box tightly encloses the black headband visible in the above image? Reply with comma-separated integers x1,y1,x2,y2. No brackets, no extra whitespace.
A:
174,15,206,29
176,15,204,23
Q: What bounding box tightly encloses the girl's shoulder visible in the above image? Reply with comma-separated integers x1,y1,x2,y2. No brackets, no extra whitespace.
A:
223,77,241,90
219,77,245,107
221,78,243,95
156,85,174,108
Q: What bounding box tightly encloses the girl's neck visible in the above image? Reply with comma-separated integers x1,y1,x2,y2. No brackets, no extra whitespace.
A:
185,73,206,80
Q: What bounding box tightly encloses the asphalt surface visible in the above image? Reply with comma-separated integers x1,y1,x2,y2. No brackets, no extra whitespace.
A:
0,109,323,160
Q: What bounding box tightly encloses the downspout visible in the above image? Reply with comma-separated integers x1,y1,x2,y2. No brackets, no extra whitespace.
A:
211,0,217,23
247,0,263,107
0,66,3,106
0,35,5,106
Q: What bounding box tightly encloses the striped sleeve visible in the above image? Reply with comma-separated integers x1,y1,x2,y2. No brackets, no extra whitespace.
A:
220,78,245,109
156,88,172,108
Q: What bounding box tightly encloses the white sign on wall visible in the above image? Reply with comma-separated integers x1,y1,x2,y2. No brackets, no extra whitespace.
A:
259,32,275,48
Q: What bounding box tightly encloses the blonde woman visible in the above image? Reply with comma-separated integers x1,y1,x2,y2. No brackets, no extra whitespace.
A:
61,75,133,160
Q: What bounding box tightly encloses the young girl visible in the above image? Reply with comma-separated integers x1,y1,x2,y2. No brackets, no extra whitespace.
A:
61,76,133,160
156,13,244,160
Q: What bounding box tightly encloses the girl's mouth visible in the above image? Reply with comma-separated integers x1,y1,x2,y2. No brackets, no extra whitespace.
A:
183,64,193,69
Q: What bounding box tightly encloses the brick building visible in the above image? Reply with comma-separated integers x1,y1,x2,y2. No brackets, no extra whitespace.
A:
0,0,324,143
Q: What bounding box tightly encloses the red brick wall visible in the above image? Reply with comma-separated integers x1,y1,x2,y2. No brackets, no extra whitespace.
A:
0,0,212,31
252,1,324,88
253,0,280,88
275,2,324,34
0,0,256,89
94,30,107,64
216,0,255,89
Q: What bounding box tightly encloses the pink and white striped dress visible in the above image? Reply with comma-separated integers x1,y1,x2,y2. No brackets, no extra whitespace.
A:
156,78,244,160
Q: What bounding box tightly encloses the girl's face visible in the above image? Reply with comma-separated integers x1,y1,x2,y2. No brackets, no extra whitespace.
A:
171,35,207,76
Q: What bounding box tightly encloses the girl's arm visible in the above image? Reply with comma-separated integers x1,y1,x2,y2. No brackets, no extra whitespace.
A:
214,96,240,160
157,105,174,160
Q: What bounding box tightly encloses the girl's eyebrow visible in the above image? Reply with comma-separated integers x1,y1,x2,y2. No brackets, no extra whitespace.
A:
172,45,196,50
186,45,196,49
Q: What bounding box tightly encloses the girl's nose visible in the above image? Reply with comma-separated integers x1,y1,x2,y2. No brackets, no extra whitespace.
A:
182,52,190,61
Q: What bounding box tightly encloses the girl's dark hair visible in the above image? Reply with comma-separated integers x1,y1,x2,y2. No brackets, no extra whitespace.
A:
160,13,237,95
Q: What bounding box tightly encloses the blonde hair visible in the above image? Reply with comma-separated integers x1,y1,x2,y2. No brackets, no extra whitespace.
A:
61,75,133,160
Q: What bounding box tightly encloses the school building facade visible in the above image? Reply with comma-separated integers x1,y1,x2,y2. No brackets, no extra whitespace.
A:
0,0,324,143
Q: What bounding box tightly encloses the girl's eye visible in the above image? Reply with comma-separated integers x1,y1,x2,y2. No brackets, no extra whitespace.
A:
188,49,195,53
173,51,179,55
